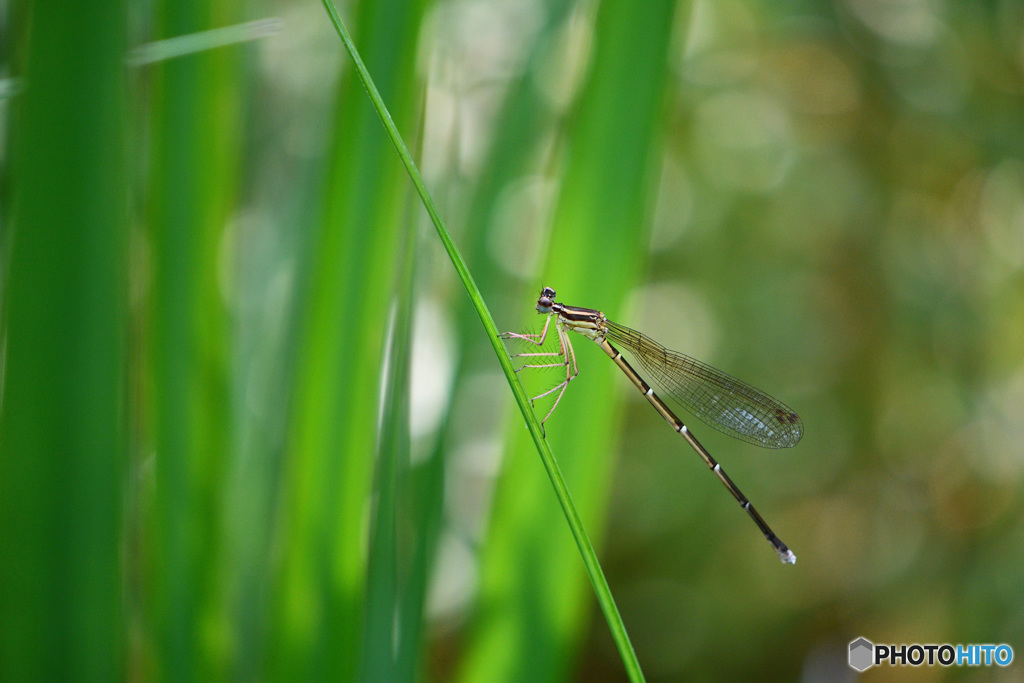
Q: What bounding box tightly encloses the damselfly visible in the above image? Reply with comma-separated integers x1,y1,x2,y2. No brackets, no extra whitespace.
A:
501,286,803,564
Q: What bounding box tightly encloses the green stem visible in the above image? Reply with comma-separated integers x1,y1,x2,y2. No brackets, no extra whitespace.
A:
320,2,644,681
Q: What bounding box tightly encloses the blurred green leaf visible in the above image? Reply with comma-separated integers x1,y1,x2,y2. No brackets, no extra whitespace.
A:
460,2,676,681
0,1,126,679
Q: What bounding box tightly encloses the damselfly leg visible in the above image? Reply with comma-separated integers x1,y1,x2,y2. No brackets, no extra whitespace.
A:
500,312,580,431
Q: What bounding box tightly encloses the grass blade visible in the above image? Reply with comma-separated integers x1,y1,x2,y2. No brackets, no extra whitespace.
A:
463,2,675,679
269,0,427,678
321,2,645,680
0,1,126,678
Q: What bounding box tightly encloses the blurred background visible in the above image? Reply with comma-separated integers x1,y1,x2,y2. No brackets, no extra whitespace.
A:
3,0,1024,680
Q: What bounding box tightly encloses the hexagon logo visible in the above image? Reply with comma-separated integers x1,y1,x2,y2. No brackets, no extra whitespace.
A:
849,637,874,672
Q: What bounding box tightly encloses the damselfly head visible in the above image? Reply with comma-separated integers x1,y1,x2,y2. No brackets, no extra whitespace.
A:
536,287,556,314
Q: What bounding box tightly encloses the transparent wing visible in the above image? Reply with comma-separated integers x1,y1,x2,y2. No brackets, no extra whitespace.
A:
606,321,803,448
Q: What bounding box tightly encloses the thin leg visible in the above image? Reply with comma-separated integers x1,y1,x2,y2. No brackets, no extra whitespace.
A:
500,313,552,346
500,315,579,435
513,361,566,372
506,331,566,372
534,323,578,426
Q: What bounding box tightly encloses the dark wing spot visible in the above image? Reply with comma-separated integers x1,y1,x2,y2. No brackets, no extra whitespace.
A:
773,407,800,425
